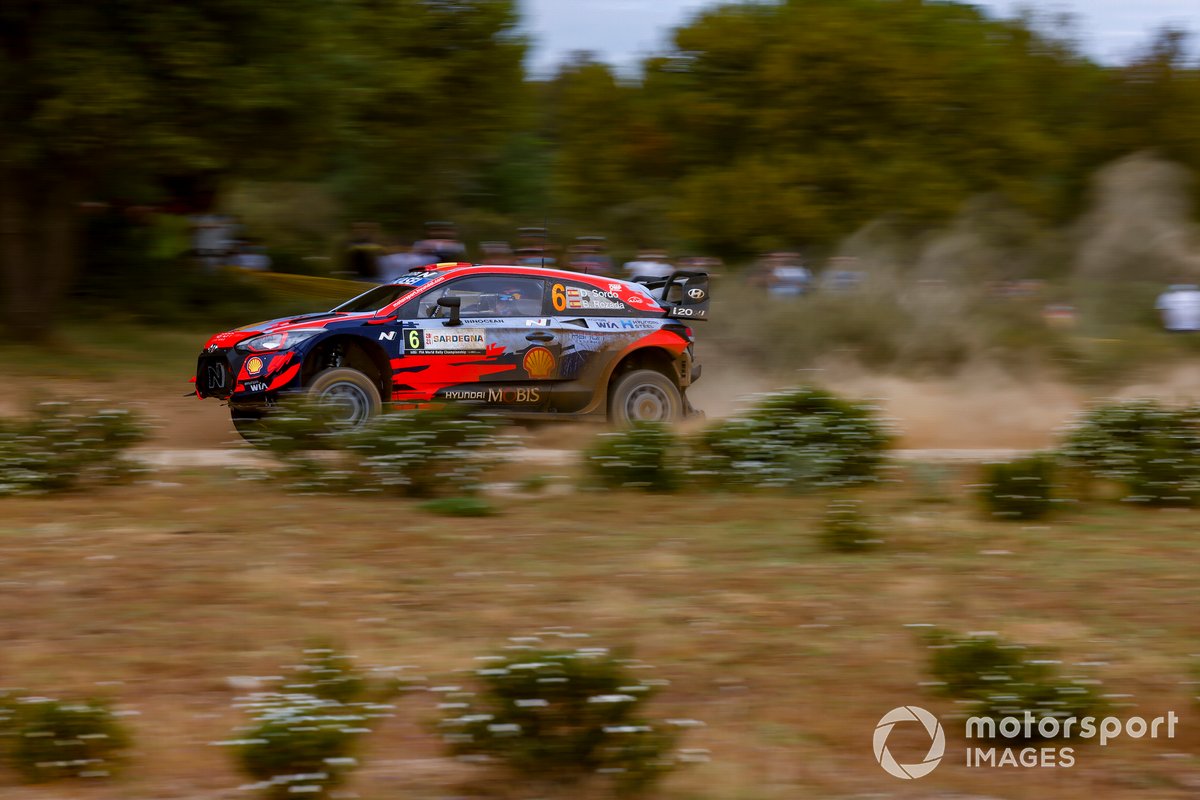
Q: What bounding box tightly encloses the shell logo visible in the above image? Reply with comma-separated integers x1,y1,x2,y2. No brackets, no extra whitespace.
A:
245,356,265,375
522,346,555,380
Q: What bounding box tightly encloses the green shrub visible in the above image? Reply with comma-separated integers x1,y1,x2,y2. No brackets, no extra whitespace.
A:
259,400,511,497
821,499,880,552
585,422,681,492
233,693,369,798
979,454,1057,520
420,496,497,516
690,387,890,491
5,697,129,782
924,630,1103,740
0,402,147,495
441,635,696,794
290,647,367,705
1060,400,1200,505
228,647,386,798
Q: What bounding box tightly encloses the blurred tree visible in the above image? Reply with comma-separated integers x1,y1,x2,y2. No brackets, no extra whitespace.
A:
329,0,527,229
1099,28,1200,172
627,0,1107,256
0,0,339,338
0,0,525,337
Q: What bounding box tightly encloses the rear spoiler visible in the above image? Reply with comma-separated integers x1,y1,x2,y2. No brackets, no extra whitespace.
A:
632,270,710,320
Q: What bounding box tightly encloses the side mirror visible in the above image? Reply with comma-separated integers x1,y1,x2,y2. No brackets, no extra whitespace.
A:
437,296,462,327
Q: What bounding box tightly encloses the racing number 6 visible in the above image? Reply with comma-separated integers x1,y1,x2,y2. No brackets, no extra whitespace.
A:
551,283,567,312
407,329,422,350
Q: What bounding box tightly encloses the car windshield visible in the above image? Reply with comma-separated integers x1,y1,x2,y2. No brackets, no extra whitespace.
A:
331,284,416,313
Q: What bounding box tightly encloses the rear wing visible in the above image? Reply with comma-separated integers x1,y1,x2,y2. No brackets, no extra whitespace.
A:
632,270,710,320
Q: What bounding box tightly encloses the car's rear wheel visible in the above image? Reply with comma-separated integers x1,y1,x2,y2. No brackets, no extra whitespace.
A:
308,367,382,429
609,368,683,425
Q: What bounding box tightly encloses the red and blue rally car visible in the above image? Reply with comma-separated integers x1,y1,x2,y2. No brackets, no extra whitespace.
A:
193,263,708,439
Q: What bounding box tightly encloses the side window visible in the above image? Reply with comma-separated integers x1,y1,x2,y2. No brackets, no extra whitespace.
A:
414,276,545,318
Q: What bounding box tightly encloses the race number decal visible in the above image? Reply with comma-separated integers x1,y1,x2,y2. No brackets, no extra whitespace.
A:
406,328,487,355
551,283,567,312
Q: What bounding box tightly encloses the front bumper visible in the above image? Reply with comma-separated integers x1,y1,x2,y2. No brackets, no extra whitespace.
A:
195,348,301,399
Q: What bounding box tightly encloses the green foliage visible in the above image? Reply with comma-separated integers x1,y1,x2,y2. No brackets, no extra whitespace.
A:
979,454,1057,520
3,697,129,782
690,387,890,491
1060,400,1200,505
230,647,385,798
821,499,880,552
259,399,511,498
234,694,368,799
0,402,147,495
291,648,367,706
924,630,1103,740
441,635,693,794
585,423,681,492
420,496,497,517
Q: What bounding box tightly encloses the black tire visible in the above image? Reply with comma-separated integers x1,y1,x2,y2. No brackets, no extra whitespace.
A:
231,405,268,445
609,368,683,425
308,367,382,429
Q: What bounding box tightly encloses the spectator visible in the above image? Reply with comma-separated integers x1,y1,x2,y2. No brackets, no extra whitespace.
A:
378,240,430,282
189,211,237,271
623,250,673,281
232,238,271,271
414,221,466,263
764,252,811,297
568,236,613,276
345,222,383,281
1156,284,1200,332
480,241,515,265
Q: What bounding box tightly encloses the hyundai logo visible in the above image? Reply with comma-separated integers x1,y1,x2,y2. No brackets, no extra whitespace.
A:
687,288,706,300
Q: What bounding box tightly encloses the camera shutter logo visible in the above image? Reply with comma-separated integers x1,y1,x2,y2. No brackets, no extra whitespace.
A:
873,706,945,779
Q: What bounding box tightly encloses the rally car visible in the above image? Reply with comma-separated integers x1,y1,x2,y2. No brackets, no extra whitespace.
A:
193,263,708,440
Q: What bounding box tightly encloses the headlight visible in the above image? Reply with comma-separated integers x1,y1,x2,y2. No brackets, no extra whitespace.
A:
236,329,321,353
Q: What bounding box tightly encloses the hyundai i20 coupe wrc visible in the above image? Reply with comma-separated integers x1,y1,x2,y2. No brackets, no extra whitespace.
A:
193,263,709,440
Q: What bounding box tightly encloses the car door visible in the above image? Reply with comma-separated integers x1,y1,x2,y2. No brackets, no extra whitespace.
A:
543,277,665,413
394,274,560,410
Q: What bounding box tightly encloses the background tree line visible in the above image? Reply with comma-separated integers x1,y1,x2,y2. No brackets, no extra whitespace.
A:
1,0,1198,337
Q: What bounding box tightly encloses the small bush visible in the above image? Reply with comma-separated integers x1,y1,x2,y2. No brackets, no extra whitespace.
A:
690,387,890,491
0,402,147,495
259,400,511,497
234,693,368,798
979,454,1057,520
1060,400,1200,505
585,423,680,492
5,697,129,782
291,647,367,705
441,634,696,794
924,630,1103,740
229,647,385,798
821,499,880,552
420,496,497,516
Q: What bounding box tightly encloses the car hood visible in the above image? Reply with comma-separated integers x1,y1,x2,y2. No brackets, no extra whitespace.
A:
202,311,378,350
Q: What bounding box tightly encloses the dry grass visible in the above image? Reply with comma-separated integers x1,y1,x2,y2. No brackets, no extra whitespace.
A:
0,466,1199,798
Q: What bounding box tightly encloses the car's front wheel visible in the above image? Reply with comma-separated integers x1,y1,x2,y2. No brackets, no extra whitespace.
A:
230,405,267,444
609,368,683,425
308,367,382,429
